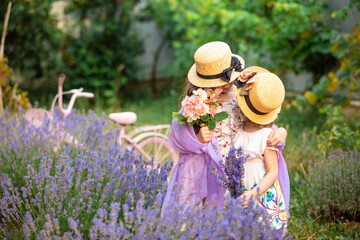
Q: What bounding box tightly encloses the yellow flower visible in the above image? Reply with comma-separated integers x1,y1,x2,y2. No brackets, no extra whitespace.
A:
340,59,348,70
326,72,339,92
330,42,338,53
305,91,318,104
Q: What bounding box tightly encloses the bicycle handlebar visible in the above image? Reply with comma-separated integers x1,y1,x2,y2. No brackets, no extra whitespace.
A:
78,92,94,98
52,73,94,117
69,88,84,94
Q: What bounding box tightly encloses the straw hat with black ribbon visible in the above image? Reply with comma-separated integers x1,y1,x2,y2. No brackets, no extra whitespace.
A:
236,69,285,125
187,41,245,87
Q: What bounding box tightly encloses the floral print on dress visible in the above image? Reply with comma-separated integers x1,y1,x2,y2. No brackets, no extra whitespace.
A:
214,98,245,159
250,178,287,229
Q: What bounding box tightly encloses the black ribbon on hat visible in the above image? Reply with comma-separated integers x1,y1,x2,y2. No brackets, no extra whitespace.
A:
196,56,243,82
244,95,267,115
236,71,267,115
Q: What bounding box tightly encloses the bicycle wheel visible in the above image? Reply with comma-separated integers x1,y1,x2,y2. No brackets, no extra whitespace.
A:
136,136,178,170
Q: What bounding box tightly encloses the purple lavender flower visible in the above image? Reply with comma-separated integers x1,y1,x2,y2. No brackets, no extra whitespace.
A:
210,144,248,199
0,108,282,239
90,192,281,239
304,149,360,221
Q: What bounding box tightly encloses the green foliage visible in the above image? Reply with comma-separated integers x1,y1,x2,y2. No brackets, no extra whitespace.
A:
0,0,64,82
59,0,143,106
296,2,360,107
280,100,326,135
331,0,360,20
303,149,360,222
147,0,336,79
0,57,30,112
318,105,360,154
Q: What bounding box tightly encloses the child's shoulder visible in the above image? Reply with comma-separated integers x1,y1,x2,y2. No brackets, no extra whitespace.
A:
257,127,273,138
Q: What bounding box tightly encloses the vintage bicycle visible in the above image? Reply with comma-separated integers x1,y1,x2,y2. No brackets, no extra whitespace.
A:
25,73,178,169
108,112,178,171
25,74,94,146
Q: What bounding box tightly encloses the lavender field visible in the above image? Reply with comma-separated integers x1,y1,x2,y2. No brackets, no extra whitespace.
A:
0,108,283,239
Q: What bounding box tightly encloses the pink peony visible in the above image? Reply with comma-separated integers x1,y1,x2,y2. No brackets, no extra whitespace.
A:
204,88,212,97
209,104,217,116
174,87,229,130
181,93,210,122
192,88,208,101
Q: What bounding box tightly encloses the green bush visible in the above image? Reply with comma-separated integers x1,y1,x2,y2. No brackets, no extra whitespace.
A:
0,0,64,84
296,1,360,107
318,105,360,153
303,149,360,221
148,0,336,81
59,0,143,107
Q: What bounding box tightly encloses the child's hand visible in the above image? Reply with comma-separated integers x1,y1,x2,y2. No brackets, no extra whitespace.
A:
240,189,257,208
196,126,213,143
267,127,287,146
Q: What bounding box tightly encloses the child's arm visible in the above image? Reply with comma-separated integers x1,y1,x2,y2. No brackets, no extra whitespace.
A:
240,148,278,208
267,126,287,148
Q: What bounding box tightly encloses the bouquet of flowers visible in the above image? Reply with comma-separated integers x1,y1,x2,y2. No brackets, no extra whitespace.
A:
210,145,249,199
172,88,229,131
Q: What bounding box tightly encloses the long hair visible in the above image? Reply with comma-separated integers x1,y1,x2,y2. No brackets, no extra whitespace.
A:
178,80,201,109
177,80,203,133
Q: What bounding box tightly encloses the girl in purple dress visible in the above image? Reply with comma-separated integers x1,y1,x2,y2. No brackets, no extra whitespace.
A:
162,42,289,216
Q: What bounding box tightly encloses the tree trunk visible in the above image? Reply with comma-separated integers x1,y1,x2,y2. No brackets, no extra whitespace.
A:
150,35,167,98
0,2,12,115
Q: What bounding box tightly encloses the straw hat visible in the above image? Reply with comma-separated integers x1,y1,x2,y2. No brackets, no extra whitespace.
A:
237,72,285,125
187,41,245,87
246,66,270,74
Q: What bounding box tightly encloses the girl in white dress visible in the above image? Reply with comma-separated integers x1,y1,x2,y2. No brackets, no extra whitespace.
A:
234,71,288,232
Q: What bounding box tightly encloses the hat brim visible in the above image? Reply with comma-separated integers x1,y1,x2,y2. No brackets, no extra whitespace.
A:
246,66,270,74
237,87,281,125
187,54,245,88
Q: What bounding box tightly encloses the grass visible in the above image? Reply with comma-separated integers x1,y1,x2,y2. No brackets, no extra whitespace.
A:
93,85,181,126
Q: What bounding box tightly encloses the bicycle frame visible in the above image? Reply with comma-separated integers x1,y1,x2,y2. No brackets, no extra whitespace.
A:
115,123,176,164
56,74,94,117
116,125,164,160
25,73,94,147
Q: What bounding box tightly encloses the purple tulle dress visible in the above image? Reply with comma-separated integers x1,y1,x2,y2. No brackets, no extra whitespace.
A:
161,117,226,214
271,125,291,219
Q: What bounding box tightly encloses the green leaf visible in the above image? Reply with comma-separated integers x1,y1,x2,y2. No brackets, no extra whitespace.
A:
335,69,350,80
312,82,328,98
172,112,183,119
200,114,210,122
214,111,229,121
354,69,360,76
208,119,216,130
200,123,206,127
177,120,187,125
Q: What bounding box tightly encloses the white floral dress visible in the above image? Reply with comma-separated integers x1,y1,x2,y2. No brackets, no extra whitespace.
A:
213,97,245,159
234,127,287,229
